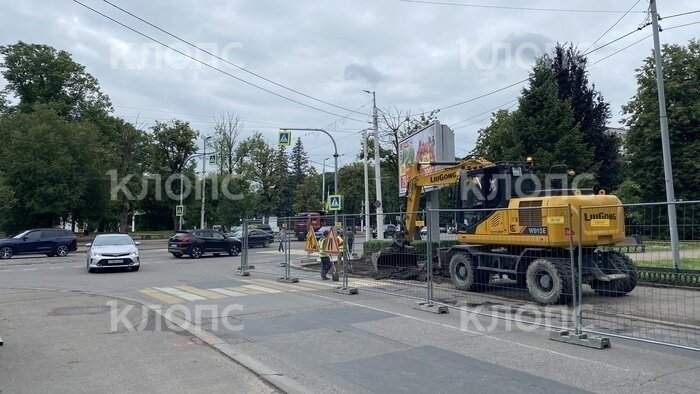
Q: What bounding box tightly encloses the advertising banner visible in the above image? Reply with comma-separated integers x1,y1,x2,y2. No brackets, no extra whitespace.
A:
398,121,455,196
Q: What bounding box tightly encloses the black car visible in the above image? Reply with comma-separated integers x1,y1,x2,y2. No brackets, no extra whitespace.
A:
227,229,274,247
167,229,241,259
0,228,77,259
248,223,274,235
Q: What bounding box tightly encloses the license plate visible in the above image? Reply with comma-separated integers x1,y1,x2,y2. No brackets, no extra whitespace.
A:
170,243,177,247
110,259,125,265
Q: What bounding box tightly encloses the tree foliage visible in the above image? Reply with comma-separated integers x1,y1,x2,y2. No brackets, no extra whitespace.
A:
622,39,700,203
0,41,111,119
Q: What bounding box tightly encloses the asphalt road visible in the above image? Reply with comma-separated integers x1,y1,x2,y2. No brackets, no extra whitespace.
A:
1,241,699,393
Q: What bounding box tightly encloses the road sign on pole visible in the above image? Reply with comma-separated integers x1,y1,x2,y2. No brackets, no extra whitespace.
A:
209,154,216,165
327,194,342,211
278,130,291,147
176,205,185,217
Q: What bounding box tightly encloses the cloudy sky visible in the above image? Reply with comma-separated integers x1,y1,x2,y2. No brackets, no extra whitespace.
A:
1,0,698,169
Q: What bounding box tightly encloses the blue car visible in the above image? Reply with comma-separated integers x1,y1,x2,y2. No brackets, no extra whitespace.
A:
0,228,78,259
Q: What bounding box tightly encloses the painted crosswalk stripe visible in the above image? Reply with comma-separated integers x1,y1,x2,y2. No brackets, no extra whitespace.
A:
175,285,226,299
208,288,246,297
139,288,182,304
247,279,300,292
48,267,63,270
154,287,206,301
243,284,281,294
228,286,264,295
22,268,38,271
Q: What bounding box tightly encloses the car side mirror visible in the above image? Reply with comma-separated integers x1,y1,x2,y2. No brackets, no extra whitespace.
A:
135,242,141,246
85,243,92,247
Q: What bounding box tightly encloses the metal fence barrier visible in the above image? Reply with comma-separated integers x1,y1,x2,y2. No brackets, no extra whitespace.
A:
237,200,699,352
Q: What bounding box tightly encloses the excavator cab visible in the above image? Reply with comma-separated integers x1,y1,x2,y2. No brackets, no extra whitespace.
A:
456,162,534,234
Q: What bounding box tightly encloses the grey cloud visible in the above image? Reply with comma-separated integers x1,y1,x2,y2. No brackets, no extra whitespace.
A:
343,62,387,85
498,32,554,62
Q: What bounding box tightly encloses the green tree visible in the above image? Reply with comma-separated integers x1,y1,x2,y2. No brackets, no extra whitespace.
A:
0,41,111,119
147,119,199,229
293,169,323,213
0,172,17,232
0,105,107,232
622,39,700,203
237,132,284,220
550,44,621,190
274,146,293,217
473,109,517,160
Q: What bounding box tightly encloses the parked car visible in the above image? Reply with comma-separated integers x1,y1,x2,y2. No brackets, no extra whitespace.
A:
371,224,397,239
420,227,428,237
168,229,242,258
86,234,140,273
248,223,274,235
315,226,334,239
447,225,457,234
227,229,274,247
0,228,77,259
439,226,447,233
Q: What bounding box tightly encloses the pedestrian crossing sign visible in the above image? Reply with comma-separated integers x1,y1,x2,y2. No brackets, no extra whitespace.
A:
328,194,342,211
209,154,217,165
175,205,185,217
278,130,291,146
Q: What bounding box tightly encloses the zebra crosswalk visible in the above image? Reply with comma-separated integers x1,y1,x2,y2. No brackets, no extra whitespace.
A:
138,278,340,304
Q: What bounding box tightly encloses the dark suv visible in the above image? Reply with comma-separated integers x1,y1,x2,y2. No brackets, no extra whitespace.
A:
168,229,242,259
0,228,78,259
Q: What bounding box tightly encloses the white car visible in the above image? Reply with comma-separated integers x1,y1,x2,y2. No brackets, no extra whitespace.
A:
86,234,141,273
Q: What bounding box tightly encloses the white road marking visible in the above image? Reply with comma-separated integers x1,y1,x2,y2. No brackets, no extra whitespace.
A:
153,261,165,264
154,287,206,301
22,268,38,271
0,269,12,272
242,284,281,294
48,267,64,270
208,288,246,297
73,266,84,268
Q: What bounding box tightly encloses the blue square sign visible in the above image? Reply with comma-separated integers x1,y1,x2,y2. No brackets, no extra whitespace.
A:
327,194,342,211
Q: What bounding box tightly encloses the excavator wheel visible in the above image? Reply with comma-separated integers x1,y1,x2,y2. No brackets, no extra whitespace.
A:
525,258,574,305
449,253,489,292
590,251,638,297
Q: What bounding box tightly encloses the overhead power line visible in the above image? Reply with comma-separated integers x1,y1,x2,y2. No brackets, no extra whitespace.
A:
398,0,647,14
73,0,369,123
662,10,700,20
100,0,359,114
582,0,643,54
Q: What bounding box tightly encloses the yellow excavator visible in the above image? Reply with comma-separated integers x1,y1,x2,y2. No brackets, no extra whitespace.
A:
376,156,638,304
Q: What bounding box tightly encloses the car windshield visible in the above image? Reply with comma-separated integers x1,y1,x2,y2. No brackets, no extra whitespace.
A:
92,235,134,246
12,230,31,239
230,230,243,237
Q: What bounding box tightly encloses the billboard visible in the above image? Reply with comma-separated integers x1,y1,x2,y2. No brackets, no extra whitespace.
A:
398,121,455,196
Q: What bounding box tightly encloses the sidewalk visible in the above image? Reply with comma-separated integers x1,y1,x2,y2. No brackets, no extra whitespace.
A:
0,289,276,393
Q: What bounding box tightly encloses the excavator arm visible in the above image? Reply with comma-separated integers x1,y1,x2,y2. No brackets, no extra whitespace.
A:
404,157,494,242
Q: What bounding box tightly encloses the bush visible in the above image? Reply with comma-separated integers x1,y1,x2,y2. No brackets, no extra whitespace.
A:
362,240,394,255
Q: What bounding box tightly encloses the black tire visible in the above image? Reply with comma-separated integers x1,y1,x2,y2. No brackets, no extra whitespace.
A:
87,260,95,273
526,258,574,305
591,252,638,297
171,253,183,258
0,246,13,259
56,244,70,257
449,253,489,292
189,245,203,259
228,244,241,256
131,265,140,272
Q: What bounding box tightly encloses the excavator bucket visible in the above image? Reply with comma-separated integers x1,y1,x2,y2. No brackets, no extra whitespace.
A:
372,247,420,279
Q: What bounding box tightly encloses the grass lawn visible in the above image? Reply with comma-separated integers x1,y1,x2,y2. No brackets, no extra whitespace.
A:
635,257,700,270
642,241,700,251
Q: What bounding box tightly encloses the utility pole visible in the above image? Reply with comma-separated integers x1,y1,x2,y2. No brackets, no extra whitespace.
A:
200,136,211,229
650,0,681,269
322,157,329,207
363,128,371,241
365,90,384,239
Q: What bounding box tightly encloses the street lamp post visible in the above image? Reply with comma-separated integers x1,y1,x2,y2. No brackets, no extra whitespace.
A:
364,90,383,239
281,128,338,224
322,157,330,207
200,136,212,229
179,151,207,231
362,127,372,241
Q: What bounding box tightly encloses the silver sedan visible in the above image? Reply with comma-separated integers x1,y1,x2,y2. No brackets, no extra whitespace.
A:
86,234,141,273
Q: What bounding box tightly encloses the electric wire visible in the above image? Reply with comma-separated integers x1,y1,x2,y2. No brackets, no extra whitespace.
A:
72,0,369,123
